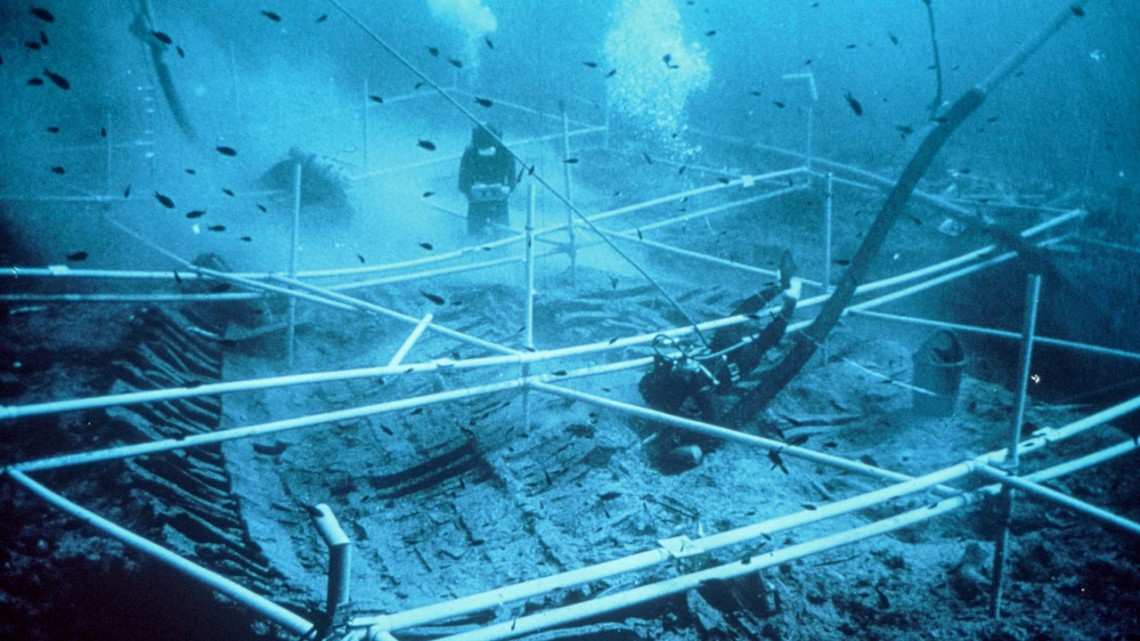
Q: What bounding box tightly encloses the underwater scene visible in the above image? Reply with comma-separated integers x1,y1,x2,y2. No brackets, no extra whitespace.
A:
1,1,1138,640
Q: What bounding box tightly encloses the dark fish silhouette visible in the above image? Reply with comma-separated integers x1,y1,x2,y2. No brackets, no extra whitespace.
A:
30,7,55,22
43,68,69,89
185,210,206,219
216,145,237,156
207,224,225,232
355,253,365,263
240,235,252,242
662,53,679,69
484,36,494,49
46,126,60,133
369,94,383,103
773,100,785,108
641,152,653,164
563,158,579,164
474,97,493,108
427,46,439,56
706,30,716,36
448,57,463,68
184,168,196,175
155,192,175,208
152,30,173,45
25,41,42,51
422,191,434,198
66,251,88,262
421,291,445,305
417,139,436,151
604,68,617,78
844,91,863,116
261,9,282,22
1071,5,1085,16
176,45,185,58
582,61,598,68
100,127,106,138
222,188,235,196
768,448,789,475
50,166,65,174
888,31,899,45
316,13,328,22
419,242,434,251
256,203,267,212
123,185,131,198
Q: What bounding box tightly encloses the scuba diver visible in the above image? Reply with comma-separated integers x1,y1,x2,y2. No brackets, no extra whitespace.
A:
638,251,801,472
458,122,517,236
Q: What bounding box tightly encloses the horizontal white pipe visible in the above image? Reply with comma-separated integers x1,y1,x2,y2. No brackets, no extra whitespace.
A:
433,486,987,641
356,459,975,631
6,469,315,636
852,309,1140,362
976,464,1140,536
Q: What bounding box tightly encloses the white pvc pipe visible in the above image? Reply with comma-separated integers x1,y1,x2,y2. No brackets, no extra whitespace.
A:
977,465,1140,536
388,314,433,367
287,162,303,368
7,469,316,637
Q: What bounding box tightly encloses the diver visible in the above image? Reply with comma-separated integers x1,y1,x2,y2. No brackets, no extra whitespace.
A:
458,122,517,236
637,251,801,472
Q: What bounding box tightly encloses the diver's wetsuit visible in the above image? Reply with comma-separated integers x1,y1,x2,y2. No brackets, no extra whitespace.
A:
458,125,517,235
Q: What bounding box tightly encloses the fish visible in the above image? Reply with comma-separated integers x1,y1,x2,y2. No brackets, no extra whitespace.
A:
25,41,42,51
184,168,196,175
240,235,252,242
552,370,568,376
216,145,237,156
846,43,857,49
413,81,426,90
208,224,226,232
448,57,463,68
0,53,4,65
50,166,65,174
717,177,731,184
355,253,365,263
582,61,598,68
416,139,436,151
484,36,494,49
100,127,106,138
888,31,899,45
768,449,789,474
636,228,643,240
261,9,282,22
419,242,434,251
641,151,653,164
154,192,175,208
369,94,383,104
895,124,914,136
801,503,817,511
427,46,440,57
46,126,60,133
43,68,70,90
833,258,851,266
986,116,999,123
474,97,493,108
66,251,88,262
422,191,434,198
604,68,617,78
316,13,328,22
1070,5,1085,16
706,30,716,36
844,91,863,116
420,291,445,305
123,185,131,198
563,157,579,164
152,30,173,45
678,165,687,175
773,100,785,108
176,45,185,58
256,203,267,212
662,53,679,69
30,7,55,22
222,188,235,196
185,210,206,219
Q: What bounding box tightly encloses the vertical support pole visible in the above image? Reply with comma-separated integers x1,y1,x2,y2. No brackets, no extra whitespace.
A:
560,104,578,283
603,100,611,150
362,77,370,171
310,503,352,624
105,112,113,198
286,162,302,368
823,172,833,291
805,105,814,175
989,272,1042,619
522,183,537,433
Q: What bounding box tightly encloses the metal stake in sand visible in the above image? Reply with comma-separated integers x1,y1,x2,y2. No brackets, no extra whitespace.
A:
310,503,353,626
990,272,1042,618
287,162,303,367
782,71,817,174
561,103,578,282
